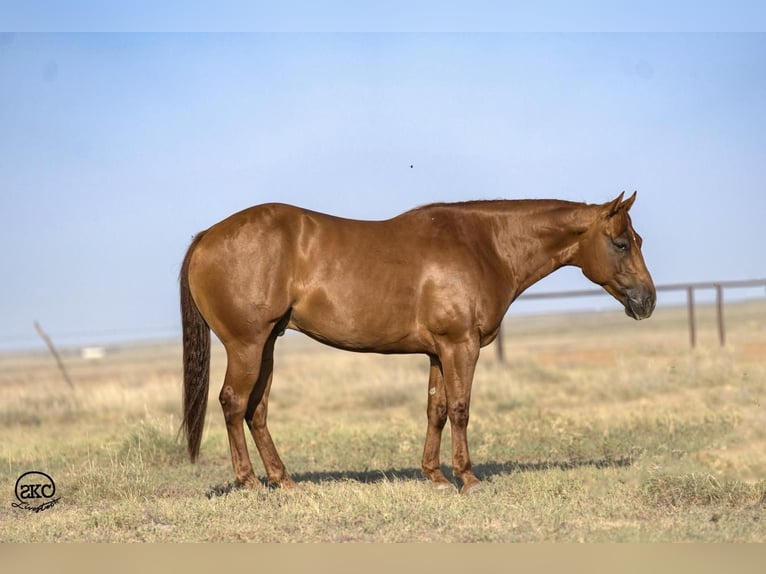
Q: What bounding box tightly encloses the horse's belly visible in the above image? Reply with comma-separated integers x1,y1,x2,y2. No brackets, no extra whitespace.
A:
288,289,426,353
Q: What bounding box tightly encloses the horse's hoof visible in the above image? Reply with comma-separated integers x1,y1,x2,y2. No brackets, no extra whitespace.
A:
265,475,299,490
460,481,483,495
238,474,262,489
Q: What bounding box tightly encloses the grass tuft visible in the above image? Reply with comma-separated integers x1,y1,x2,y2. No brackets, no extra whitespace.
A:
119,420,187,467
642,473,766,509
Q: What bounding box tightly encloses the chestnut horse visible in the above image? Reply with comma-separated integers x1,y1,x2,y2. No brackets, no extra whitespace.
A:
180,192,655,494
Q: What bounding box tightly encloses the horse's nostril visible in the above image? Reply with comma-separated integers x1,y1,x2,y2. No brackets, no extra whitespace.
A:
639,293,656,318
624,288,656,320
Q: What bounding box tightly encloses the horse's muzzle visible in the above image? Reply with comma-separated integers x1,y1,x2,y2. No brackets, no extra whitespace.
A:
624,288,656,320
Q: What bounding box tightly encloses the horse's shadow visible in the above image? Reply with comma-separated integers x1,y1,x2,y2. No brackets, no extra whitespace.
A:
205,456,632,498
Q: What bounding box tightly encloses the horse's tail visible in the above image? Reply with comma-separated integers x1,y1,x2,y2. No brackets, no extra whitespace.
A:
179,232,210,463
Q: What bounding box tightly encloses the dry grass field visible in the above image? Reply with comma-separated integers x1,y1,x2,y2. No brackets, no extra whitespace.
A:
1,299,765,542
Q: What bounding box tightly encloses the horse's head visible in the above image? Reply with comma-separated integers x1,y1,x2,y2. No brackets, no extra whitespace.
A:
578,192,656,320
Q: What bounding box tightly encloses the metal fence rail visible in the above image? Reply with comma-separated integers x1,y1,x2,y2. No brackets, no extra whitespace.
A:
495,278,766,360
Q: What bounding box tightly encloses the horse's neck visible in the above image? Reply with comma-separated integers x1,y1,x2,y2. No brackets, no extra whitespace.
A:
493,201,597,299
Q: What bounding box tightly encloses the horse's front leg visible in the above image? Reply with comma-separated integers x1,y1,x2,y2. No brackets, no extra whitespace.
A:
438,337,481,494
421,355,453,490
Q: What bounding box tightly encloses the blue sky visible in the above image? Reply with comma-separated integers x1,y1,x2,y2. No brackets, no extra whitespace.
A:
1,30,765,349
3,1,766,32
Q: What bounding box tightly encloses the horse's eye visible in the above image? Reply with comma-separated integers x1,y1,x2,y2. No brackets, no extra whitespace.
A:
613,239,629,252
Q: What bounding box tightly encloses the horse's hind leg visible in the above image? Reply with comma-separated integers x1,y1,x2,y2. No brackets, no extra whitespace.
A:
219,339,269,488
245,324,295,488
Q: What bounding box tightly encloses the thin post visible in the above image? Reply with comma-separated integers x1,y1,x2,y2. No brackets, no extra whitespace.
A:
34,321,75,389
715,284,725,346
686,287,696,348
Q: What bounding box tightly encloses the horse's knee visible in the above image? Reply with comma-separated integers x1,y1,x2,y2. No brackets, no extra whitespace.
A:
428,401,448,427
448,400,469,427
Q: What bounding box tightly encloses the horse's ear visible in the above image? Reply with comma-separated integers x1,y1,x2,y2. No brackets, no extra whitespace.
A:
603,191,637,218
603,192,625,218
621,190,637,212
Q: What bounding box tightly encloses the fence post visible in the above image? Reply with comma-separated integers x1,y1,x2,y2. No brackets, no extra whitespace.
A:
34,321,75,389
686,286,696,348
715,284,725,346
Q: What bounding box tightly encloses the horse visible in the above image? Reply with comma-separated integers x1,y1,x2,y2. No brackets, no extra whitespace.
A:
180,191,655,494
